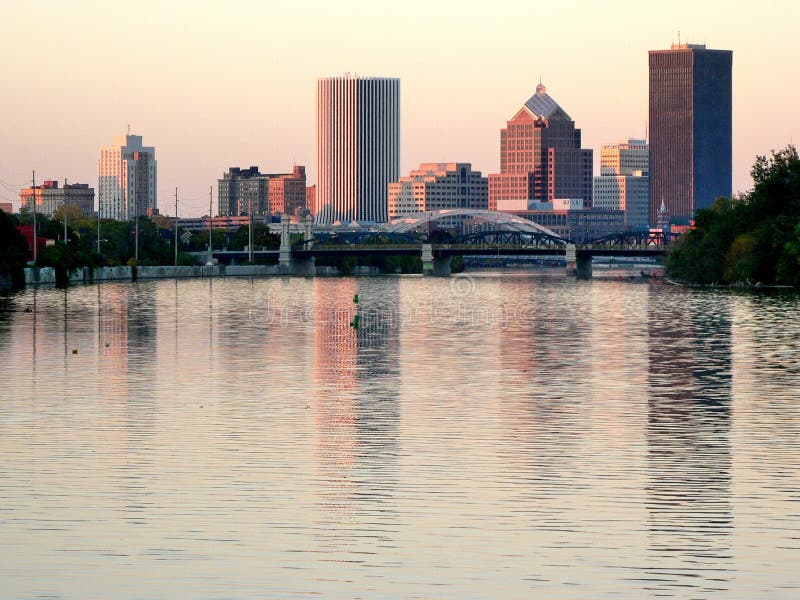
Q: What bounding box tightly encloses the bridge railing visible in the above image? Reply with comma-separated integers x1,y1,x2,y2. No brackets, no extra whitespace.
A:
295,244,422,252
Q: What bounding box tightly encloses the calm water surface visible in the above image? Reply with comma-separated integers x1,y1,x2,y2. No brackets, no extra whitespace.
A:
1,274,799,599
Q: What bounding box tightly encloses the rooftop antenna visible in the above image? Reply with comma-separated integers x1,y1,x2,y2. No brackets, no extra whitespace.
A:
678,30,681,46
127,123,131,135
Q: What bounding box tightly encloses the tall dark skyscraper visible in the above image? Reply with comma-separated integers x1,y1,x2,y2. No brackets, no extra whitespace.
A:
649,44,732,226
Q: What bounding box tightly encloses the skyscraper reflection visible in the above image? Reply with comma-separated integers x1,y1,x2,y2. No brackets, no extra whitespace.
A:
312,278,400,552
646,291,733,594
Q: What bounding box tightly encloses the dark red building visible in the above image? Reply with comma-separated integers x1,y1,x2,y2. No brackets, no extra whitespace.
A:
16,225,47,261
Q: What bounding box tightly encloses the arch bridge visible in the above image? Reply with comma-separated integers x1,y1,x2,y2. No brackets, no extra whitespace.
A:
383,208,563,238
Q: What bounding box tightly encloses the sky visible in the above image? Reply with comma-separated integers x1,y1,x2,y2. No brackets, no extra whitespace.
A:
1,0,798,217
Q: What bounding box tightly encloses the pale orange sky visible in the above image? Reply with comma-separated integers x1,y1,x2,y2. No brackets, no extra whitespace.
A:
1,0,798,217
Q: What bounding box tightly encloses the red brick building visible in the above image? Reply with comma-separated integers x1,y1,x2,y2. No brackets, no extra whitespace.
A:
267,166,307,215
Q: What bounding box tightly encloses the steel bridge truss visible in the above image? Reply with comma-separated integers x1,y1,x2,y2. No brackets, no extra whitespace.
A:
299,231,425,248
448,230,567,249
584,231,675,249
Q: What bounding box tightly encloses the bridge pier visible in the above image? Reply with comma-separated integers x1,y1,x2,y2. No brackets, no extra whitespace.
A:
303,214,314,247
575,254,592,279
566,244,592,278
566,244,577,276
277,214,316,276
421,244,451,276
279,214,292,271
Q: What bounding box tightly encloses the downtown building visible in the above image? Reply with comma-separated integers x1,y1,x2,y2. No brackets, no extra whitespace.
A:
649,44,732,225
218,165,307,217
316,75,400,224
489,82,593,211
20,180,95,218
593,138,650,231
98,134,157,221
388,163,488,218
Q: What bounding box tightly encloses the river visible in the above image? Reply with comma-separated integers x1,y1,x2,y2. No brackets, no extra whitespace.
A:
1,273,799,599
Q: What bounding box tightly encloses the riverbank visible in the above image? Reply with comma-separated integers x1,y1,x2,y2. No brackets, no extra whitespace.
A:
22,264,371,286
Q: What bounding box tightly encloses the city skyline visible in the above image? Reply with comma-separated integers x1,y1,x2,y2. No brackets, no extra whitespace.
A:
1,1,798,217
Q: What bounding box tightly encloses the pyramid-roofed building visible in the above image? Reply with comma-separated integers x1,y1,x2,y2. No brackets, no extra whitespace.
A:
523,82,572,121
489,81,593,210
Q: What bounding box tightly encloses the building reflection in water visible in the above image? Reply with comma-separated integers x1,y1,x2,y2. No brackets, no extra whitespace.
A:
97,282,159,525
312,278,400,552
646,291,732,594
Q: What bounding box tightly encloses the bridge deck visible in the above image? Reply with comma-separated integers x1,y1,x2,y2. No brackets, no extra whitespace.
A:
196,245,668,261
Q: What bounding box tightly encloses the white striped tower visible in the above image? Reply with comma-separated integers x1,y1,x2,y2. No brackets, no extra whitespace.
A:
316,75,400,224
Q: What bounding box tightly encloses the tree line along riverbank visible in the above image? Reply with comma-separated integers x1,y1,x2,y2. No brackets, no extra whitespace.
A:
667,145,800,287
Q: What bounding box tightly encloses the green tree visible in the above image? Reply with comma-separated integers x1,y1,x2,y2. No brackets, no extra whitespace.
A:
667,145,800,286
0,211,30,289
52,205,93,230
230,224,280,251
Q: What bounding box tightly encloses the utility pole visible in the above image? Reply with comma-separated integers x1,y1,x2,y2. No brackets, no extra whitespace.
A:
32,170,37,263
97,185,101,256
208,186,213,264
134,183,139,264
31,171,38,264
63,178,68,244
248,196,254,264
174,187,178,266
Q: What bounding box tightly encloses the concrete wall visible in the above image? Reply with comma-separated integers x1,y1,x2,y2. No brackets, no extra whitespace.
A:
22,263,340,285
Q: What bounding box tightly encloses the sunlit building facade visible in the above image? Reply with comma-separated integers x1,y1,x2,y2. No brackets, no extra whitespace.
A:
388,163,488,218
20,180,95,218
218,165,307,217
98,134,157,221
594,138,650,230
266,166,308,216
316,75,400,224
649,44,732,225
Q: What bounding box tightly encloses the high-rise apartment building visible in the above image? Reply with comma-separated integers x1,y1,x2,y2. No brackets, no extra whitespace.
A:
388,163,488,218
218,166,307,217
98,134,157,221
649,44,732,225
594,138,650,231
316,75,400,224
20,180,95,218
489,82,593,211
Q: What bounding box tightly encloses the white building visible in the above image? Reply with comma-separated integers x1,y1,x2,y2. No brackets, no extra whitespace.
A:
594,138,649,231
316,75,400,224
98,134,157,221
388,163,488,218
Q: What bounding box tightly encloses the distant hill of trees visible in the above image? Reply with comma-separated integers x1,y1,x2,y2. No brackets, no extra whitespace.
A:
667,145,800,287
